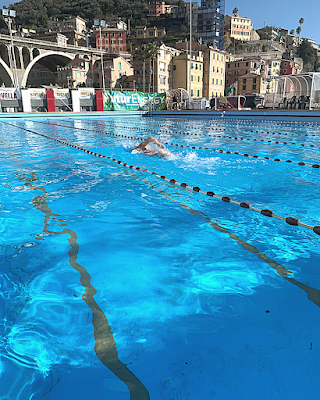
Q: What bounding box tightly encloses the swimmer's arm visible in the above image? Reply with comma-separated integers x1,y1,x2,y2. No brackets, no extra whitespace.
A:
136,136,165,150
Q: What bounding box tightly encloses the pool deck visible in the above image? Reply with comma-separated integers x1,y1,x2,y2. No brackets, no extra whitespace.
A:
0,109,320,121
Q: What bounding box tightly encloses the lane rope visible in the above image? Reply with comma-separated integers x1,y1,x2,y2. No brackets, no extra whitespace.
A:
2,119,319,237
33,120,320,169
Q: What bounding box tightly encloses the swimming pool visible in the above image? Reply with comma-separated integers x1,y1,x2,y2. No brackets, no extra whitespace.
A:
0,113,319,399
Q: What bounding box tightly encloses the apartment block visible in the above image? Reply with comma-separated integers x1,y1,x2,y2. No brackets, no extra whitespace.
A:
224,14,252,41
56,58,92,88
198,0,225,49
128,44,181,93
135,26,166,41
94,56,133,89
95,24,127,54
175,40,226,97
225,58,268,88
237,73,267,95
172,51,204,98
47,16,87,46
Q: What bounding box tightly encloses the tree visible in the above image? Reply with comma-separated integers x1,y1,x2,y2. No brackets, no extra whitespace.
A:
297,39,320,72
232,7,238,16
299,17,304,25
296,26,301,36
134,43,159,93
290,29,295,35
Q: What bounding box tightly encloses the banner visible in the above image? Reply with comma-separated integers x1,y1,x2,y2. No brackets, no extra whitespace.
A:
79,88,95,99
103,91,166,111
53,89,70,99
29,89,46,100
0,88,21,100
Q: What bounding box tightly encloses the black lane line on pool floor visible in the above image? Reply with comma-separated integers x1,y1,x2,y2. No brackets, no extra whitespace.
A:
33,120,320,170
2,119,320,237
4,163,151,399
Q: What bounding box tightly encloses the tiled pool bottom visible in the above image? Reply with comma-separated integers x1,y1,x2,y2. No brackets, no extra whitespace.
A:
0,114,320,399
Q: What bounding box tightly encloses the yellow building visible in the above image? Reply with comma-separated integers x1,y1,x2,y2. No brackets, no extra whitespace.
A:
56,58,92,88
175,41,226,98
172,51,204,98
224,14,252,41
128,44,181,93
237,73,267,95
135,26,166,40
94,56,133,90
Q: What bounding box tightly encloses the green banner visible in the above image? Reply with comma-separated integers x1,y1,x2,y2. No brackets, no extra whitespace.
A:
103,91,166,111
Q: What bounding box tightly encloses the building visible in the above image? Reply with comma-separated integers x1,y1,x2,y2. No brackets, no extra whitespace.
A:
128,44,181,93
175,40,226,97
27,63,56,87
31,32,68,47
172,50,204,98
197,0,225,49
148,1,167,18
224,14,252,41
95,21,127,54
56,58,92,88
225,57,268,89
94,55,133,89
186,2,199,32
134,26,166,41
280,59,299,75
172,5,186,19
267,59,281,77
47,16,87,46
237,73,267,95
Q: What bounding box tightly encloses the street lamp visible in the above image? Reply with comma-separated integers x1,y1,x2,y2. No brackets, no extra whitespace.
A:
94,19,106,91
2,8,19,88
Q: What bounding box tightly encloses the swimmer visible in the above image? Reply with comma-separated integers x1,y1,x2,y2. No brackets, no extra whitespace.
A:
133,136,171,157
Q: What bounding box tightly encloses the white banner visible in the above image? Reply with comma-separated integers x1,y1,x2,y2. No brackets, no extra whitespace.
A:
29,89,46,100
79,88,95,99
53,89,70,99
0,88,21,100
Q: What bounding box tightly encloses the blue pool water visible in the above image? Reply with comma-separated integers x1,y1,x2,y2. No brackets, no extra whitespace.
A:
0,113,320,399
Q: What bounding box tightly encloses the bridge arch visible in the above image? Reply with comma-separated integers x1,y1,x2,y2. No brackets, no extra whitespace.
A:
0,57,14,87
22,51,74,87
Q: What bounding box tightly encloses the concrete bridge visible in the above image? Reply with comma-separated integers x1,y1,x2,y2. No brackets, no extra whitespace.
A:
0,33,110,88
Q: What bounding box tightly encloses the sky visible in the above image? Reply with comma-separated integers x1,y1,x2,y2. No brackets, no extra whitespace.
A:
0,0,319,44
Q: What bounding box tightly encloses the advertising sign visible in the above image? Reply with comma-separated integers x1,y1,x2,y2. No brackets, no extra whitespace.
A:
103,91,166,111
29,89,46,100
79,88,95,99
0,88,21,100
53,89,70,99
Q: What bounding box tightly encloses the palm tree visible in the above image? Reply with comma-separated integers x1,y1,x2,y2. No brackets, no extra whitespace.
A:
134,44,150,92
147,42,160,93
134,43,160,93
299,17,304,25
232,7,238,16
296,26,301,37
290,29,295,35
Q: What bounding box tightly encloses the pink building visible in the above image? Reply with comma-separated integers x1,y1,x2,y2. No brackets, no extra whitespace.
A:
148,1,166,18
280,60,298,75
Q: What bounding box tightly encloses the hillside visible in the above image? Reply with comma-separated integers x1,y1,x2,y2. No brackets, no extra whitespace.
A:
7,0,184,34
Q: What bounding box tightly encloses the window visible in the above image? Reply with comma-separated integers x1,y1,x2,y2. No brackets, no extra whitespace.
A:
191,89,194,96
160,62,165,72
118,40,122,44
191,63,194,69
149,31,154,36
158,32,161,36
197,76,200,82
195,64,198,70
246,62,249,66
213,53,215,59
138,31,143,35
173,65,176,70
212,78,214,84
243,78,246,84
253,78,256,83
111,40,116,44
191,75,193,81
227,63,230,68
283,69,287,73
242,85,246,90
118,62,122,70
253,84,256,89
77,72,81,77
160,76,166,85
197,90,200,97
